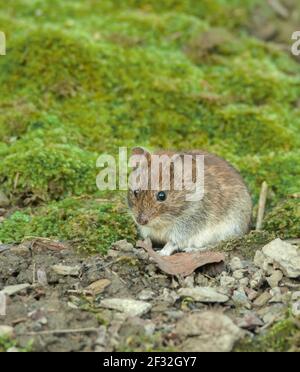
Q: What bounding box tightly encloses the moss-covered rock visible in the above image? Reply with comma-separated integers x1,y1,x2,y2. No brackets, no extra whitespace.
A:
264,199,300,239
216,231,276,260
0,197,136,253
235,318,300,352
0,118,97,200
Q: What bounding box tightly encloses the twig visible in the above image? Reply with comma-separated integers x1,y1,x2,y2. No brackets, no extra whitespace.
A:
21,327,100,336
267,0,289,19
32,261,36,284
256,181,268,231
14,172,20,191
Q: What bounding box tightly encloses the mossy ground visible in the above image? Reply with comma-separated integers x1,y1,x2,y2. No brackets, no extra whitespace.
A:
235,318,300,352
0,337,32,352
0,196,136,254
0,0,299,251
0,1,299,352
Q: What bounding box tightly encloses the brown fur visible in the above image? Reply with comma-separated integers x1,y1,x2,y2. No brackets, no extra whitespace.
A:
128,148,252,254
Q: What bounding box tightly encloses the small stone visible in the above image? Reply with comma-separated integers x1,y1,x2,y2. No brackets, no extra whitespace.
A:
106,249,119,258
0,191,9,208
176,312,243,352
245,288,259,301
67,302,78,309
52,265,81,276
9,245,30,257
86,279,111,295
178,287,229,303
100,298,152,317
138,289,155,301
159,288,179,305
254,250,274,275
0,244,11,254
253,292,271,307
266,270,283,288
232,290,251,309
134,249,148,260
38,317,48,326
239,278,250,288
218,286,231,296
236,313,264,330
0,325,14,338
229,257,244,271
291,292,300,301
233,270,245,280
262,238,300,278
195,273,210,287
2,283,31,296
37,269,48,286
292,301,300,317
250,270,265,289
220,273,236,289
144,322,156,336
254,250,266,268
182,275,194,288
95,326,107,347
112,240,134,252
170,277,180,289
259,304,286,324
165,310,184,320
269,287,284,304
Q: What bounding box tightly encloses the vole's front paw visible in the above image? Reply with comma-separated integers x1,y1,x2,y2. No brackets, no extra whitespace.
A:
158,242,178,256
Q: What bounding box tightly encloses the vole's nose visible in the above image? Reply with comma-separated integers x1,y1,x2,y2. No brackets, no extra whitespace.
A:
137,214,149,225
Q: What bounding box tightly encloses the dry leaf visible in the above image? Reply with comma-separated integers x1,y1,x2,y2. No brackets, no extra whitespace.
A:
86,279,111,296
30,238,69,252
137,239,225,277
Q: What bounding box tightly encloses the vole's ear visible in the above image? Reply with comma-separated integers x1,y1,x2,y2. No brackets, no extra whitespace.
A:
131,147,151,161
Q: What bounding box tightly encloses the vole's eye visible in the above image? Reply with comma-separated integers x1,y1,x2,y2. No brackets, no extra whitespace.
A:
157,191,167,202
133,190,140,198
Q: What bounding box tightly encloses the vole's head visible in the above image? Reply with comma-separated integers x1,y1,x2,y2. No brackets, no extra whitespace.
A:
127,147,190,227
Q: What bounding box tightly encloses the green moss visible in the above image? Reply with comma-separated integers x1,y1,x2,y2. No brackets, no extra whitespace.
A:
0,0,299,253
0,337,33,353
0,0,259,30
0,197,137,253
0,140,97,201
0,99,40,141
235,318,300,352
235,150,300,203
264,199,300,239
0,337,16,353
217,231,276,260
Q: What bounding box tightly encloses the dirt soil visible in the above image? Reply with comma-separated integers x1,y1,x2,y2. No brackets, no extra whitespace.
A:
1,237,299,352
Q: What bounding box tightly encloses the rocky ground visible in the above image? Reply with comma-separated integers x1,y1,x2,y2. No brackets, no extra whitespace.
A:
0,0,300,353
0,236,299,352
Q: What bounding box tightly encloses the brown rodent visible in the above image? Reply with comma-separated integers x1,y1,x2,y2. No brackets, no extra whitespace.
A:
127,147,252,256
